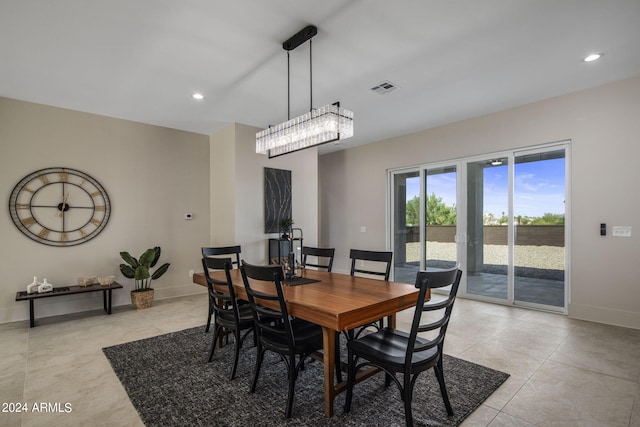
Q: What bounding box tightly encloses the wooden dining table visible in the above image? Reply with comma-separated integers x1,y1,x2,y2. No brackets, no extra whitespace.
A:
193,267,419,417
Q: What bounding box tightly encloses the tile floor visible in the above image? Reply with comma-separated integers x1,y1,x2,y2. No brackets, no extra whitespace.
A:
2,293,639,426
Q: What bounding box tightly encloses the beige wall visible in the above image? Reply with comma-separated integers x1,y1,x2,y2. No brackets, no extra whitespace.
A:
0,98,318,325
319,76,640,329
209,123,319,265
0,97,210,323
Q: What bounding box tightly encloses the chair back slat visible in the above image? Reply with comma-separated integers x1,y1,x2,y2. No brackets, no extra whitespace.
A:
301,246,335,271
349,249,392,280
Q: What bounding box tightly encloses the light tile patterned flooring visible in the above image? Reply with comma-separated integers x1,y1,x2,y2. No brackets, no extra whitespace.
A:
2,293,639,426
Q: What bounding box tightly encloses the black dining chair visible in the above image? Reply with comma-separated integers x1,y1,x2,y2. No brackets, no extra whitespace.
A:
202,245,242,332
201,257,255,380
350,248,392,280
240,261,323,419
344,266,462,427
202,245,241,267
299,246,344,382
301,246,335,271
331,249,395,383
349,249,393,335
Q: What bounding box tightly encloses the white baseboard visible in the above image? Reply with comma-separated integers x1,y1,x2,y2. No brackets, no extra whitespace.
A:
154,283,206,300
1,283,206,325
569,302,640,330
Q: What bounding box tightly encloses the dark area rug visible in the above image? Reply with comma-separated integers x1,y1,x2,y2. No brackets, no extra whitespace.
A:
103,327,509,426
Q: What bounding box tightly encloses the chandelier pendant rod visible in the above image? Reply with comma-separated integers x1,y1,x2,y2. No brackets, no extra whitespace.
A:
287,51,291,120
309,38,313,113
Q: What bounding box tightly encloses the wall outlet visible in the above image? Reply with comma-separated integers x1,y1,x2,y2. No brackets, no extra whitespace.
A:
188,269,194,278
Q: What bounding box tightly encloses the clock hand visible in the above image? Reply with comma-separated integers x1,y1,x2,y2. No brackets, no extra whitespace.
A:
59,192,70,217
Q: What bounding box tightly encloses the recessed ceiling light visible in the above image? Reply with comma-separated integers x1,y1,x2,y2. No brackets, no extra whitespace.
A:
583,53,602,62
192,93,204,100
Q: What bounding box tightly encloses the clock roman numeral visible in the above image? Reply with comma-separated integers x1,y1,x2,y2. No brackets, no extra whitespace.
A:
38,175,50,185
59,172,69,182
15,203,30,209
38,228,50,240
91,190,103,197
22,217,37,227
90,218,102,226
80,228,88,238
95,205,106,211
60,232,69,242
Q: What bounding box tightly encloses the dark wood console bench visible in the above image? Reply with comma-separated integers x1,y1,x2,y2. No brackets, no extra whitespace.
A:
15,282,123,327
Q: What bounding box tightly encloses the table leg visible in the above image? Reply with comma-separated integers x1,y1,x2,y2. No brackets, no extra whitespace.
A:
103,290,107,312
322,326,336,417
29,300,35,328
107,289,113,314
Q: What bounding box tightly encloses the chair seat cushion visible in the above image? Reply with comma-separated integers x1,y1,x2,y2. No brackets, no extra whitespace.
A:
238,304,253,320
261,318,323,354
348,327,438,372
218,304,254,330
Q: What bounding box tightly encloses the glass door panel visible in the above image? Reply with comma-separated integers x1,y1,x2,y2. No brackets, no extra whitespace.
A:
514,149,566,308
424,166,458,270
466,158,509,300
392,170,420,283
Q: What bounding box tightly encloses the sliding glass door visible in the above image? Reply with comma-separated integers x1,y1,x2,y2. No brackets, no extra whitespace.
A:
513,149,566,308
466,157,510,301
390,143,569,312
391,164,457,283
424,166,458,271
391,169,420,284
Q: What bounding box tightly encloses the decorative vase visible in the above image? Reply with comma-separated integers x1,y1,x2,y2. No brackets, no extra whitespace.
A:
131,289,154,309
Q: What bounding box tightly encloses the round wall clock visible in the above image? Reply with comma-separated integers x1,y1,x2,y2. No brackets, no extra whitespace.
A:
8,167,111,247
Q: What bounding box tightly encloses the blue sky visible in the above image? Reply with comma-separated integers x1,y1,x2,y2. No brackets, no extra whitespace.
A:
405,158,565,218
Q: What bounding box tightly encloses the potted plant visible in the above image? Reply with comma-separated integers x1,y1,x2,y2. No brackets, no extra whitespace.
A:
119,246,170,309
279,218,294,238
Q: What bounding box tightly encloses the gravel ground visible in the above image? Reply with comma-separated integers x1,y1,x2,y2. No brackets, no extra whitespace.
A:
406,242,565,270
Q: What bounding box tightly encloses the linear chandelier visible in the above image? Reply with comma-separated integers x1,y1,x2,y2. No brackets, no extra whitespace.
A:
256,25,354,158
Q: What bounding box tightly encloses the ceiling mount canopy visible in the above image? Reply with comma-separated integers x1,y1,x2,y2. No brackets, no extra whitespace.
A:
282,25,317,51
256,25,353,158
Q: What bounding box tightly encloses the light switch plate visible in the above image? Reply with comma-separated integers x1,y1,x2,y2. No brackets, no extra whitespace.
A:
612,226,632,237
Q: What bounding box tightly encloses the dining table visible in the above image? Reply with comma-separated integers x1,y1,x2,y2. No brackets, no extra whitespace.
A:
192,267,420,417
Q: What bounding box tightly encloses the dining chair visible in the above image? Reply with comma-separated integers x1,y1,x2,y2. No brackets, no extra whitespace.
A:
344,266,462,427
299,245,343,381
301,246,335,271
331,248,395,383
240,261,324,419
202,245,241,267
201,257,255,380
349,249,393,335
202,245,242,332
350,248,392,280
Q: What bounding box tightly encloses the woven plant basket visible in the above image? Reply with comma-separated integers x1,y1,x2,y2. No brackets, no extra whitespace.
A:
131,289,154,309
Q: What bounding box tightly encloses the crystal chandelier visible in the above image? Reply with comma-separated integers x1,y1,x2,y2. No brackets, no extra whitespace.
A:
256,25,354,158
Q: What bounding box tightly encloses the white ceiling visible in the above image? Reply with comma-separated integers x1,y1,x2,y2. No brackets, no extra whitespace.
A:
2,0,640,154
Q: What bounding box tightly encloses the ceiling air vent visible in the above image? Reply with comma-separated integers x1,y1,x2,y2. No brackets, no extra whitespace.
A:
370,80,398,94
